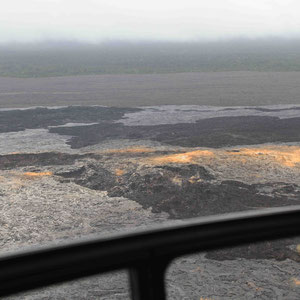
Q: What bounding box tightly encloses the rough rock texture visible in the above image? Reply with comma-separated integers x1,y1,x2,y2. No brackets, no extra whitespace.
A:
0,170,168,252
1,105,300,299
55,162,300,219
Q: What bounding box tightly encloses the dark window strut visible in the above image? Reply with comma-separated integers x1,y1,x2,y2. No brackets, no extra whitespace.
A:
0,206,300,300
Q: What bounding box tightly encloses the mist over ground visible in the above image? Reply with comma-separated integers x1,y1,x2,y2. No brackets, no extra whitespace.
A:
1,38,300,77
1,0,300,42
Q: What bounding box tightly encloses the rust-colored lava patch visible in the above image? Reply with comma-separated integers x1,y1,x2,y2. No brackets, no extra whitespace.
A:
22,171,53,178
146,145,300,168
292,278,300,286
246,281,262,292
114,169,125,176
105,147,154,154
149,150,215,164
227,146,300,167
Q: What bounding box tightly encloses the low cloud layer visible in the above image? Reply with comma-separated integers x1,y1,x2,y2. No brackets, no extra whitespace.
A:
0,0,300,43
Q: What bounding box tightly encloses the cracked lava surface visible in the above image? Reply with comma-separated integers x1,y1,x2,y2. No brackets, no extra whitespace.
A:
0,105,300,299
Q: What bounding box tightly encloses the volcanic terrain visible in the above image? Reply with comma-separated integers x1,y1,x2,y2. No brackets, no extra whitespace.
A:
1,105,300,299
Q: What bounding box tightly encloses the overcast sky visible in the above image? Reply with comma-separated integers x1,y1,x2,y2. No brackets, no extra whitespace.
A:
0,0,300,43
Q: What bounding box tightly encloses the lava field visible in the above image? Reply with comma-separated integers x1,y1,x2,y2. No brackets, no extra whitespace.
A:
1,105,300,299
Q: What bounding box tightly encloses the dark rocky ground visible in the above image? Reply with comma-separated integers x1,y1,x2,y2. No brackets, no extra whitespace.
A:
0,106,139,133
1,104,300,299
50,115,300,148
55,161,300,219
2,105,300,148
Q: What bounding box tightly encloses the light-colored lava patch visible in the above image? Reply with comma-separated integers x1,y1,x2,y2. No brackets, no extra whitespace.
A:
0,170,169,253
0,128,73,155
